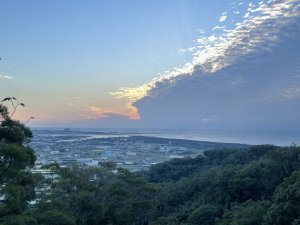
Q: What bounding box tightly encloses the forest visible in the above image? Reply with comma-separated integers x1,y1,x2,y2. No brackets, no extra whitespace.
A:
1,98,300,225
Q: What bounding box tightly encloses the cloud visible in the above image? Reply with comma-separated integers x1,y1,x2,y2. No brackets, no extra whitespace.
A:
220,15,228,22
212,25,227,31
202,116,217,123
281,88,300,98
110,0,300,129
113,0,300,97
178,47,197,53
0,75,13,79
249,2,256,8
243,12,250,18
134,33,300,129
85,105,140,120
88,106,119,118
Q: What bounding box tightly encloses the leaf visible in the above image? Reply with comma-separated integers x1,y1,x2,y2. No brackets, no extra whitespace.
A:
1,97,11,102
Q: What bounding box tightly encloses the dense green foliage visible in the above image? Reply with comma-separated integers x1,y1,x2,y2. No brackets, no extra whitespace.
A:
1,98,300,224
0,98,37,224
143,144,300,225
18,144,299,225
35,165,157,225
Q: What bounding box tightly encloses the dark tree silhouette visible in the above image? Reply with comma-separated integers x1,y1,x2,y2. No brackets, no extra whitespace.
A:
0,97,37,223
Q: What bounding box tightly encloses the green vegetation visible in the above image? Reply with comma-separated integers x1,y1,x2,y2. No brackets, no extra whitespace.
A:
1,98,300,224
0,98,38,224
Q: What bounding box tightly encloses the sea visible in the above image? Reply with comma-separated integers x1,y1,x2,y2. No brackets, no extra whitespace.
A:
33,128,300,147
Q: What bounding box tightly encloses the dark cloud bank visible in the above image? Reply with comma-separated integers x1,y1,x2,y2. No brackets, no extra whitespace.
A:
135,19,300,130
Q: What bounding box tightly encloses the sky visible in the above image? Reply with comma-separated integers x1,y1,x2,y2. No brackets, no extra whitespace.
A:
0,0,300,130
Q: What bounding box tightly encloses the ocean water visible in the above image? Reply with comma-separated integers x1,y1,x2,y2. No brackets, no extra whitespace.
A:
34,128,300,147
137,130,300,146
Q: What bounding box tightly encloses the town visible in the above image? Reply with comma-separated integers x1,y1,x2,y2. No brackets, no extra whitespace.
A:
30,129,249,171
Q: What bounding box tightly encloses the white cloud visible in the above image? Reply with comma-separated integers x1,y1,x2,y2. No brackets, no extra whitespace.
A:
219,15,228,22
178,47,197,54
243,12,250,18
0,75,13,79
212,25,227,31
249,2,256,7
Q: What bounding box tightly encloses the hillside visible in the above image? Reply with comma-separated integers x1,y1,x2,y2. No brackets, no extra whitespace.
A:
2,144,300,225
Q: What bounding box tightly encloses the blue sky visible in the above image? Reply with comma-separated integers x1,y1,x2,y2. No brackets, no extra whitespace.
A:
1,0,300,130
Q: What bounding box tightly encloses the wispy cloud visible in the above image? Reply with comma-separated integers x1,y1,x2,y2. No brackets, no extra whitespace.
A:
0,75,13,79
212,25,227,31
220,12,228,22
219,15,228,22
202,116,217,123
259,86,300,103
243,12,250,18
281,88,300,98
178,47,197,53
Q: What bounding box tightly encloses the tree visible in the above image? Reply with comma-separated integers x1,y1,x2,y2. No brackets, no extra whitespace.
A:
36,165,158,225
217,200,271,225
1,214,37,225
150,216,180,225
187,204,222,225
0,97,37,222
264,171,300,225
37,210,76,225
0,97,33,144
